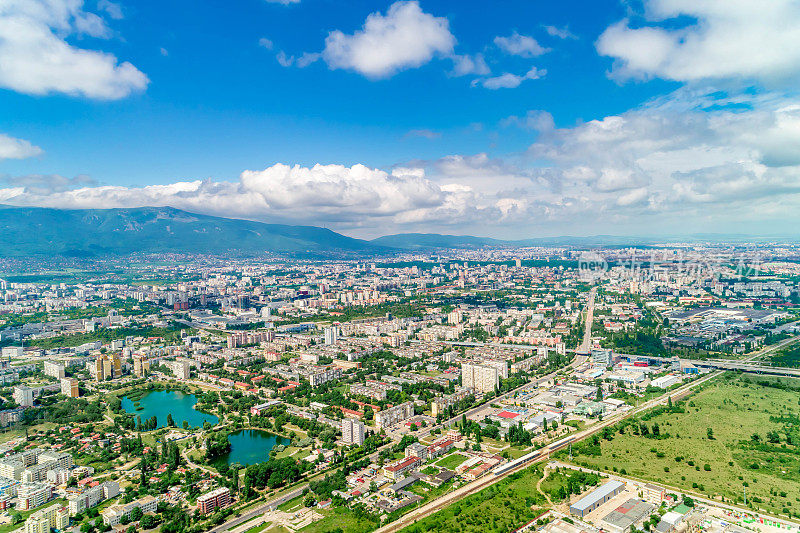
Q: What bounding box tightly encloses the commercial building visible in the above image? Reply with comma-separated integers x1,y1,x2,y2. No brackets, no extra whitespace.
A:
341,418,365,446
592,348,614,366
197,487,231,515
570,480,626,518
375,401,414,430
650,375,679,389
24,504,68,533
60,377,79,398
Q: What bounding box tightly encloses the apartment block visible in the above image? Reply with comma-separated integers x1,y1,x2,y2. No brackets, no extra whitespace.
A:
461,362,500,394
431,388,472,417
341,418,365,446
94,353,122,381
166,360,190,380
42,361,65,379
12,386,34,407
17,482,53,510
24,504,68,533
133,354,150,377
68,481,120,516
197,487,231,514
60,378,79,398
102,495,158,525
375,401,414,430
323,326,339,345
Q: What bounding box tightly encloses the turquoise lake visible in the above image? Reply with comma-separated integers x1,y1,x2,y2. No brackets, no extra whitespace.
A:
213,429,288,467
121,390,219,429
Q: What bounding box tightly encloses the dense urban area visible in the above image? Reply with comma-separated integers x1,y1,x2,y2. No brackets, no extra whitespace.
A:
0,244,800,533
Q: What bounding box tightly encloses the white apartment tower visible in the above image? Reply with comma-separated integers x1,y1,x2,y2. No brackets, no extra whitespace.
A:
341,418,365,446
461,362,500,394
324,326,339,345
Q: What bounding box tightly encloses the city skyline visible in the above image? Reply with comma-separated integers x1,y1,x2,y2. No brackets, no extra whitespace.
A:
2,0,800,239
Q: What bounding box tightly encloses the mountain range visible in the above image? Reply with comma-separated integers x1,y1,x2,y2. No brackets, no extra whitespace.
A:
0,205,789,258
0,205,374,257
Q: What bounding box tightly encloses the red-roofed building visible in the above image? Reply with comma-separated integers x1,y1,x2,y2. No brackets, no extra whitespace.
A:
383,456,421,480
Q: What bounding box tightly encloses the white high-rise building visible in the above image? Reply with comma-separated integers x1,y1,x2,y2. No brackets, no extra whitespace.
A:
43,362,65,379
461,362,499,394
13,386,34,407
341,418,365,446
167,360,190,380
324,326,339,345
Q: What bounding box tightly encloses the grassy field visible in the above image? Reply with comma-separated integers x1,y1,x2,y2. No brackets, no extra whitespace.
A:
399,465,549,533
562,373,800,519
770,342,800,367
299,506,376,533
435,452,468,470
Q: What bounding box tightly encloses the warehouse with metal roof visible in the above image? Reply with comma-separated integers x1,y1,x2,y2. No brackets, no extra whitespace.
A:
569,479,626,517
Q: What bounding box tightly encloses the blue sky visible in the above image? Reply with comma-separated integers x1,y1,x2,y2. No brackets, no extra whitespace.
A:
2,0,800,238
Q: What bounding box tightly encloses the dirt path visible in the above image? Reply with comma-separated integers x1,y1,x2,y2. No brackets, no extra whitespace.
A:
536,465,554,506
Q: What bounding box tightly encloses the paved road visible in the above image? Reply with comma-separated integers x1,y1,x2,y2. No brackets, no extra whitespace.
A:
375,336,797,533
208,486,306,533
578,287,597,355
373,369,723,533
209,292,602,532
549,461,800,528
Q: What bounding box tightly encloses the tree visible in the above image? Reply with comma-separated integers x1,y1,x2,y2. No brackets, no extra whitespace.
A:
231,466,240,493
304,495,316,508
166,414,175,427
130,507,144,521
706,427,714,440
140,515,160,530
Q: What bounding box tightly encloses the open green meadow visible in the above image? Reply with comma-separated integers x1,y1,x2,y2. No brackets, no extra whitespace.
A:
563,373,800,519
398,464,601,533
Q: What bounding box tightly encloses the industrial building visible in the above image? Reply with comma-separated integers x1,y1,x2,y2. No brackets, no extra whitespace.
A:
600,498,655,533
570,480,626,517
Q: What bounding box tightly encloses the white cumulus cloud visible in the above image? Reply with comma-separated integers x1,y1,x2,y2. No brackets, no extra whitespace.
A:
477,67,546,89
0,0,148,99
597,0,800,84
322,1,455,79
0,133,43,160
494,32,549,57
